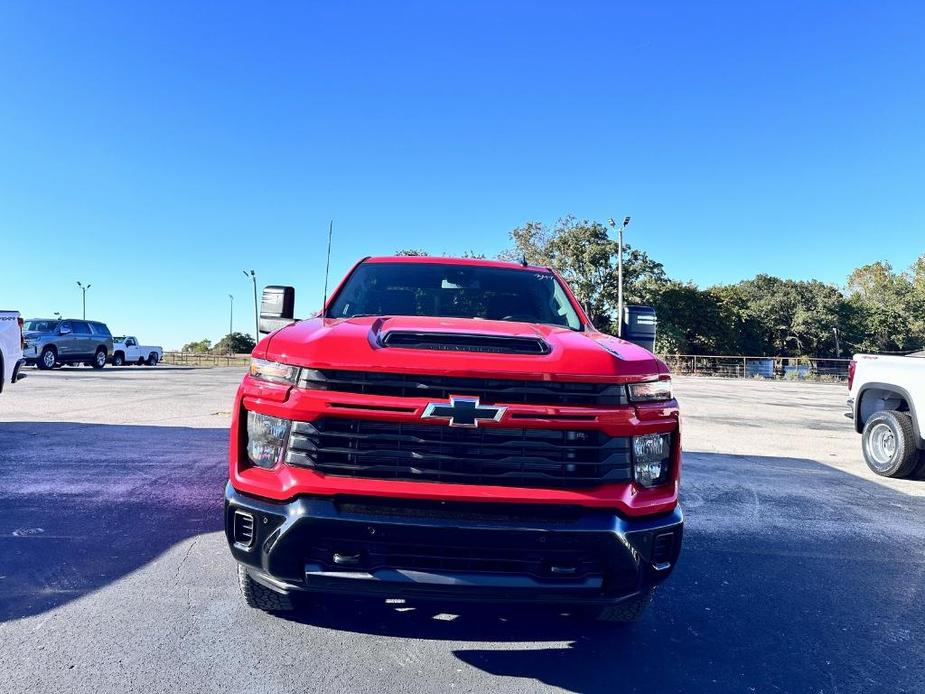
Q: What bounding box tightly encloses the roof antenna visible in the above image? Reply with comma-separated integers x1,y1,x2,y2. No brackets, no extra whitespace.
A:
321,219,334,318
520,254,528,267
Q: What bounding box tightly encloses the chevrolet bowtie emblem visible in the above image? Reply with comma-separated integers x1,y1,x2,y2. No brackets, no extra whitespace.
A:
421,396,506,428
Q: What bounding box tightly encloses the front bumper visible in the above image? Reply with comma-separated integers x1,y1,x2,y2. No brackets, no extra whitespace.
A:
225,482,683,606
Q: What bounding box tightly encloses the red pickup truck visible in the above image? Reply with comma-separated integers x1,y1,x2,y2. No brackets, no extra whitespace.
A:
224,256,682,622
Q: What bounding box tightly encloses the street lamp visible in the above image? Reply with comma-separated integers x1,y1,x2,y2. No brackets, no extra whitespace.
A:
608,216,631,337
228,294,234,337
76,281,92,320
242,270,258,338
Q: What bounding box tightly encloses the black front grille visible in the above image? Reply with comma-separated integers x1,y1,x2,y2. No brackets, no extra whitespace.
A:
381,330,549,355
298,369,628,406
286,418,632,488
308,536,603,580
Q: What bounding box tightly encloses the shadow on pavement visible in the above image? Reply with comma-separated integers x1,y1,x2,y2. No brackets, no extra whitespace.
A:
2,420,924,692
0,421,227,622
284,452,925,693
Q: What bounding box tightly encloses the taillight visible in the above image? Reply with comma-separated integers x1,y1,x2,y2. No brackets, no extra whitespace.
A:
18,316,24,349
847,360,856,390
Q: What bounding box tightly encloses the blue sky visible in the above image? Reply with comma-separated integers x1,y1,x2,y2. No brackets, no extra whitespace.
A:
1,2,923,348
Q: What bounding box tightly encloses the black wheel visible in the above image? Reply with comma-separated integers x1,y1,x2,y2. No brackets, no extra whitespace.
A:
91,348,107,370
37,346,57,370
589,589,654,623
112,352,124,367
146,353,159,366
237,565,294,612
862,410,919,478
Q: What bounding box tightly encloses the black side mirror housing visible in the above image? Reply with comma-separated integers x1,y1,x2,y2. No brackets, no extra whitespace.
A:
258,286,296,335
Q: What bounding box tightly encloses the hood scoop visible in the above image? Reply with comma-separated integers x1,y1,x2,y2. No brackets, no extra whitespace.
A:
380,330,550,355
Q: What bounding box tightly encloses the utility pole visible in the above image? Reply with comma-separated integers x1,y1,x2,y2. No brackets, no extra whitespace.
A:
833,327,842,359
242,270,258,338
76,281,92,320
228,294,234,337
608,217,631,337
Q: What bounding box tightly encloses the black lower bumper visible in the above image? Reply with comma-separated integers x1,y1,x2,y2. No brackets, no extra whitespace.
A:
224,482,683,606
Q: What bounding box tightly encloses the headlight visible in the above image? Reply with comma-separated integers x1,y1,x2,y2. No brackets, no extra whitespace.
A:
627,379,672,402
249,358,299,385
246,411,291,469
632,433,672,487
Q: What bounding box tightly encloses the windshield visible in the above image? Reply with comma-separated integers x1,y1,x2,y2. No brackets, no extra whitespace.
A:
24,320,59,332
327,262,583,330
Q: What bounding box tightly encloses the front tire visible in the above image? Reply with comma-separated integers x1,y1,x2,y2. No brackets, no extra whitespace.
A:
237,565,294,612
862,410,919,478
91,348,107,370
37,346,57,370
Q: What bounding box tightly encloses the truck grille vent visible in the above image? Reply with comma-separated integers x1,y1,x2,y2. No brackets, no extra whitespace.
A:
652,532,676,564
286,418,632,488
233,510,255,548
308,537,604,580
381,330,549,355
298,370,628,407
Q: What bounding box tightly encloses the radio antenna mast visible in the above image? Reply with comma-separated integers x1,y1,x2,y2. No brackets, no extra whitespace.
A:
321,219,334,317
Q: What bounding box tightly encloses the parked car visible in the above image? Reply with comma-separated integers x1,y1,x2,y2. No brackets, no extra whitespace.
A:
22,318,114,369
225,256,682,623
111,336,163,366
847,351,925,478
0,310,25,393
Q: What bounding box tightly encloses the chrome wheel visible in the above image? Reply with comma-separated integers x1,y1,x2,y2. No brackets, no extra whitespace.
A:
865,423,896,471
43,350,55,368
95,351,106,367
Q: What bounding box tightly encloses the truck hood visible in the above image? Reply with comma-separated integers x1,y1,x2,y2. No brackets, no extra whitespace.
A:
262,316,665,382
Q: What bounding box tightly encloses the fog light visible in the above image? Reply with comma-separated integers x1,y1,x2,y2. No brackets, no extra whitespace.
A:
632,433,672,487
246,411,291,469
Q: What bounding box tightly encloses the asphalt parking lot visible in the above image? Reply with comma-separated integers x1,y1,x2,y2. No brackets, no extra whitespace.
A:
1,368,923,693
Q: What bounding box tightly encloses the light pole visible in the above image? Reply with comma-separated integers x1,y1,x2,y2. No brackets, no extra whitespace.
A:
228,294,234,337
608,217,631,337
242,270,258,338
76,281,92,320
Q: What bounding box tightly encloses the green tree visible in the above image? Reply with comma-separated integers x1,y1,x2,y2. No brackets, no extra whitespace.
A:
845,261,918,353
501,217,666,332
213,332,257,355
181,339,212,353
394,249,430,256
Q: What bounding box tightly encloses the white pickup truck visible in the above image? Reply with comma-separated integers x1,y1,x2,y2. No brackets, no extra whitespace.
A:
0,310,25,394
111,336,163,367
847,351,925,478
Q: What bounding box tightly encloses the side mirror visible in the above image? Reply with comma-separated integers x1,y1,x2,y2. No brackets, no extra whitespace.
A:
59,325,72,335
259,285,296,335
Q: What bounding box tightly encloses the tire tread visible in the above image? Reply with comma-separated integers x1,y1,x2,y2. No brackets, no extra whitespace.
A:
237,565,294,612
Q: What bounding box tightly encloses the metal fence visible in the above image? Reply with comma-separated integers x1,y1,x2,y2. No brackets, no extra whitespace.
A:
161,350,851,381
658,354,852,381
161,352,251,368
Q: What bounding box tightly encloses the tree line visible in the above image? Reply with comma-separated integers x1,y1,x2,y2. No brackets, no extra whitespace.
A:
402,216,925,358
